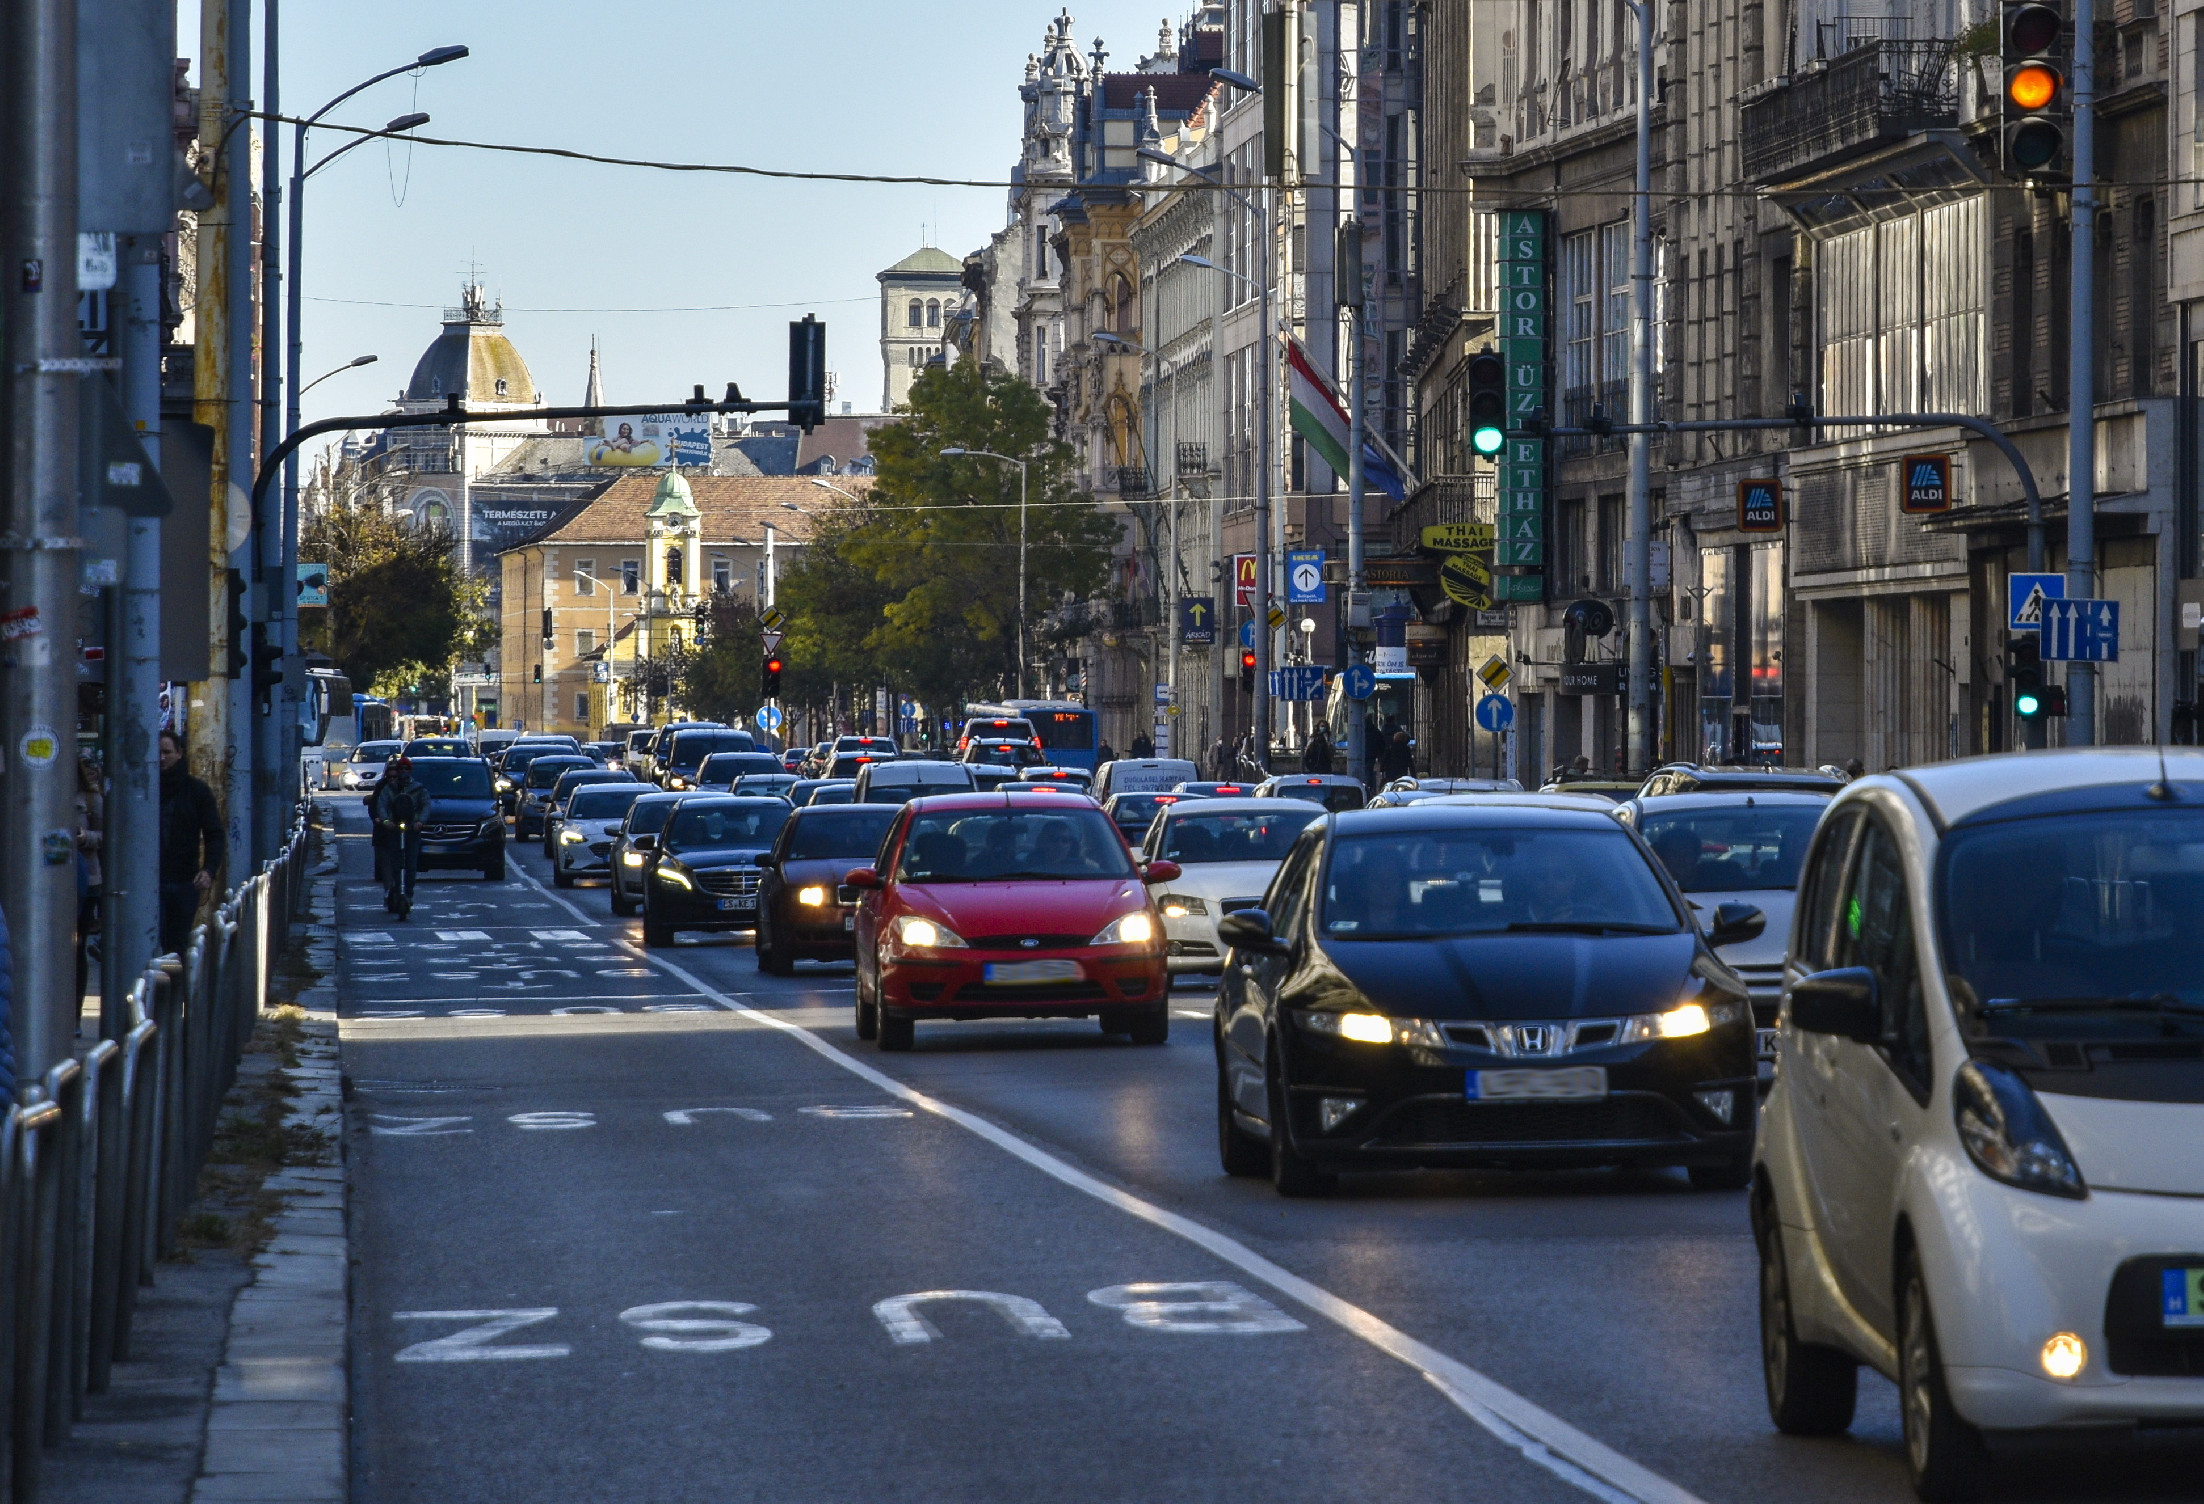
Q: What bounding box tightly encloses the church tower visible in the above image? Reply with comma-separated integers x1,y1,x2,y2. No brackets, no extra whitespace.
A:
877,246,967,410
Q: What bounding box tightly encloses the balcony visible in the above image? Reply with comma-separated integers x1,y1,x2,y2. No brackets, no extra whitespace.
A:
1740,40,1960,186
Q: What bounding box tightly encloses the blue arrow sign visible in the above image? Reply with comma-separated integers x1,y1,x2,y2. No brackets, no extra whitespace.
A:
1267,666,1328,701
2039,598,2119,662
1341,663,1376,701
1474,693,1516,733
1286,549,1326,603
1239,619,1257,649
2009,572,2066,631
755,705,783,731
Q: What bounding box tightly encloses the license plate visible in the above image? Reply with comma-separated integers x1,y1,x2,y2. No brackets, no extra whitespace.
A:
842,914,855,931
716,897,756,913
2165,1268,2204,1328
982,959,1082,985
1467,1066,1607,1101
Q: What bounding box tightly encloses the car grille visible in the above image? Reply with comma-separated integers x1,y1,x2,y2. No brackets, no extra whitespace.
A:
589,842,612,857
696,869,762,896
909,980,1111,1005
1367,1095,1685,1148
1168,940,1219,957
422,823,478,841
970,934,1088,950
2104,1259,2204,1376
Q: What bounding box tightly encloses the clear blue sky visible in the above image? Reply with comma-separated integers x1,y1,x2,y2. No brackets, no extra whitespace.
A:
195,1,1184,431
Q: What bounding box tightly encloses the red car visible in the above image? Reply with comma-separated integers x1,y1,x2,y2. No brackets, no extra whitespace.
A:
847,792,1181,1051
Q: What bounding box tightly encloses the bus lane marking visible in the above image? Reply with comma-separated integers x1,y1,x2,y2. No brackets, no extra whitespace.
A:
393,1309,568,1362
872,1291,1069,1346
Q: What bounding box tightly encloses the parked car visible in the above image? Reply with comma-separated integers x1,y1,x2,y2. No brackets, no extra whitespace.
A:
513,755,596,838
660,728,759,790
697,751,787,789
752,803,903,974
607,792,687,916
550,783,648,887
1092,758,1200,800
1145,798,1317,978
1214,799,1760,1196
640,796,795,947
1253,773,1368,811
1755,749,2204,1499
853,760,978,804
848,793,1179,1050
540,768,639,856
403,757,508,882
338,740,402,792
1637,763,1845,798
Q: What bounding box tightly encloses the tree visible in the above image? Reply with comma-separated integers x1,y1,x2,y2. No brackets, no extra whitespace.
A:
300,497,493,697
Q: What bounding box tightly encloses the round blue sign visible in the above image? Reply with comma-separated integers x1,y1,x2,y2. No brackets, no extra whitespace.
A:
1474,693,1515,733
1341,663,1377,701
1239,620,1257,649
755,705,784,731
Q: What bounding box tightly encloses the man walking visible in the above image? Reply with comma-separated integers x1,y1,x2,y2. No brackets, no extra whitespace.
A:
370,755,432,918
158,731,225,956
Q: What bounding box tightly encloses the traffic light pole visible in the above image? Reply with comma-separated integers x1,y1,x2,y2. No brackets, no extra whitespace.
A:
1624,0,1656,774
2065,0,2098,746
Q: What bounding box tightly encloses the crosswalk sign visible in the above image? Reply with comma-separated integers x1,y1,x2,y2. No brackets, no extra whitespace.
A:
2009,572,2066,631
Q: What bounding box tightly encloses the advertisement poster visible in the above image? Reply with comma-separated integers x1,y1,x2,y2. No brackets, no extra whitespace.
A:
585,413,711,467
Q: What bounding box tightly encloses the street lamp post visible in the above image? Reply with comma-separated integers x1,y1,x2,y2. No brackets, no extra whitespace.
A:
941,448,1031,697
297,353,377,399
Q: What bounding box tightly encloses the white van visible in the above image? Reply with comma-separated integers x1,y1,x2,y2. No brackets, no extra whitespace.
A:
1093,758,1200,800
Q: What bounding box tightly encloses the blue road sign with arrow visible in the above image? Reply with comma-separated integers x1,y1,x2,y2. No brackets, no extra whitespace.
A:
1341,663,1376,701
1475,694,1515,733
1178,595,1217,645
2039,598,2119,662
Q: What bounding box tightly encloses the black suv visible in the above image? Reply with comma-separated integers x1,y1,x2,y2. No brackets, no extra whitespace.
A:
405,757,508,882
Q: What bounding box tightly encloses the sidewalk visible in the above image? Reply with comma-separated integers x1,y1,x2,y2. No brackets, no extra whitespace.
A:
48,838,348,1504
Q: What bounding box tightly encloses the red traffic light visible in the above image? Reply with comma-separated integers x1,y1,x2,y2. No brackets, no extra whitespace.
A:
1239,649,1258,672
764,655,784,673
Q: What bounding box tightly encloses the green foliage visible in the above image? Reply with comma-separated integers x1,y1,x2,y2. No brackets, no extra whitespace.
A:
300,498,493,698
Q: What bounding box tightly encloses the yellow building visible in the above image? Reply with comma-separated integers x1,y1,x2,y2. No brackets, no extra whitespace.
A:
496,472,857,736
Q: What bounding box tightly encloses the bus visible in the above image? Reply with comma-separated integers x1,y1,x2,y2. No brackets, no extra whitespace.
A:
964,700,1100,772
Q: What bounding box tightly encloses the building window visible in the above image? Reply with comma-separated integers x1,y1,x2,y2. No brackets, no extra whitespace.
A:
712,557,732,592
575,630,595,656
1557,497,1589,593
575,692,590,720
1597,494,1623,594
574,558,595,595
620,559,640,594
1818,197,1983,418
495,377,509,397
926,299,941,327
908,299,923,328
665,546,684,586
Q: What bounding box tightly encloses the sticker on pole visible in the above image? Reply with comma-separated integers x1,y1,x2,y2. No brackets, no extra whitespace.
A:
2009,573,2065,631
19,724,59,769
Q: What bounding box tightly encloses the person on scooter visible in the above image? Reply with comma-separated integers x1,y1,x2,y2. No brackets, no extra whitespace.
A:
370,755,431,917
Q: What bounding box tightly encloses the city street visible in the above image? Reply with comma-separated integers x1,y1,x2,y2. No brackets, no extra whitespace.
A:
320,794,2202,1503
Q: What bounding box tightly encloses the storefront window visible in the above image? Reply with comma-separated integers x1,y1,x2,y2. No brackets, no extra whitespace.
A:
1698,547,1732,763
1750,542,1785,765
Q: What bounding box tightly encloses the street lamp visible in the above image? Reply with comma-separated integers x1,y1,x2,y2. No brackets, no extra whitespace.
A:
297,353,377,400
941,447,1032,698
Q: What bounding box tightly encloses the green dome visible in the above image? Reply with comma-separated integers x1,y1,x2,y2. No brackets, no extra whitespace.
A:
647,469,699,518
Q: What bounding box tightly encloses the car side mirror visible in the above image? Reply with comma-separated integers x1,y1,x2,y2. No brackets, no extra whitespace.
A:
1707,901,1766,948
631,834,656,852
1216,909,1286,954
1788,967,1881,1042
1142,859,1183,885
843,866,883,891
753,853,778,870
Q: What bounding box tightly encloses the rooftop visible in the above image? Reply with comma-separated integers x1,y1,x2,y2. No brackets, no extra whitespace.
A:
510,473,870,550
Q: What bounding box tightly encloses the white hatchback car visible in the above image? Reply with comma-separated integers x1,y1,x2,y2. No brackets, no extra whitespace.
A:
1145,798,1320,977
1755,749,2204,1499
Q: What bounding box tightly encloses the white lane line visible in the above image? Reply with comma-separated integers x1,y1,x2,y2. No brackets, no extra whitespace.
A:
503,863,1692,1503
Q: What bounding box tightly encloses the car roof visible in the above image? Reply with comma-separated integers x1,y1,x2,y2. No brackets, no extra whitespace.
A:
1878,748,2204,827
1651,764,1844,790
1157,796,1286,816
1331,799,1631,831
1627,789,1832,810
628,791,688,806
904,791,1112,811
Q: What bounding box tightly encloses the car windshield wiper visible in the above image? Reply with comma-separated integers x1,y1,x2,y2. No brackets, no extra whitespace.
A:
1502,920,1677,935
1979,993,2204,1017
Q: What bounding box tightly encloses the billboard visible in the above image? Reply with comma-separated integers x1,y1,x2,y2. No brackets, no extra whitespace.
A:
584,413,711,468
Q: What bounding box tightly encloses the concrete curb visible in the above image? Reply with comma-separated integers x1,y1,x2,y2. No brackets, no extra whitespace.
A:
191,913,347,1501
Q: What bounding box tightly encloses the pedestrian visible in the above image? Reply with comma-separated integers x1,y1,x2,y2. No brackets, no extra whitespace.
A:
1380,729,1414,781
1208,737,1228,781
1843,757,1865,781
369,755,432,918
1097,739,1118,765
1302,728,1334,773
74,756,105,1011
158,730,225,957
1129,731,1154,759
1558,754,1591,783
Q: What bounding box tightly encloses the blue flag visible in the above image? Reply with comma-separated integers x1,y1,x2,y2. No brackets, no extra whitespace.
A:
1360,440,1407,503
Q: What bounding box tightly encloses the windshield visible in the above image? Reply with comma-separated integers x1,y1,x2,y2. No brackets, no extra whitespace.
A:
568,787,645,820
701,753,783,780
663,802,791,853
1109,795,1175,824
1939,808,2204,1029
408,762,493,799
526,759,590,788
1158,809,1311,864
624,800,680,836
1640,804,1824,892
733,774,796,794
353,743,398,763
785,807,900,861
1323,828,1682,938
807,783,854,805
405,740,467,757
896,809,1136,883
1270,781,1365,811
968,742,1041,767
672,733,754,766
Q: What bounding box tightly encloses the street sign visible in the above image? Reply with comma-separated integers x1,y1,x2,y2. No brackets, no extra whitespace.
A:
1342,663,1376,700
1439,551,1493,610
1178,595,1217,645
2009,572,2066,630
1239,620,1257,649
760,630,783,654
2040,598,2120,662
591,661,611,683
1287,549,1326,603
1233,554,1257,608
759,608,786,632
1474,693,1515,733
1901,454,1952,514
1559,662,1624,696
1738,479,1785,533
1153,683,1175,705
1268,666,1327,701
1267,604,1286,630
754,705,783,731
295,562,328,608
1420,522,1495,553
1476,654,1512,691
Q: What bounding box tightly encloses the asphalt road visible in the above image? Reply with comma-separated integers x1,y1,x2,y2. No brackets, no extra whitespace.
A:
330,795,2204,1504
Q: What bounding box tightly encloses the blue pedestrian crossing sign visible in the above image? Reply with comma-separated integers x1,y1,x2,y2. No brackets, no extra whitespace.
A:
2039,598,2120,662
755,705,783,731
1474,693,1515,733
1342,663,1376,701
2009,572,2066,631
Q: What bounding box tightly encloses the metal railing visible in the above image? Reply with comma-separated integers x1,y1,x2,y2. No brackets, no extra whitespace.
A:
7,809,313,1497
1739,38,1960,183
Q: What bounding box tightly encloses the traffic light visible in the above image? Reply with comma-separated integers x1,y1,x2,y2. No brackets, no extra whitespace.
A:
2002,1,2068,174
1468,349,1507,457
2039,682,2070,717
1239,647,1257,690
762,653,784,696
532,662,543,684
788,315,826,433
225,570,248,678
2009,634,2045,719
541,607,554,645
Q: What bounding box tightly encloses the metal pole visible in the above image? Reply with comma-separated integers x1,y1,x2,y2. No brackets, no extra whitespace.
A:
255,0,285,855
1,0,82,1091
1625,0,1655,774
115,244,163,1010
1016,461,1028,699
209,0,255,878
2064,0,2097,746
1345,291,1367,784
1254,187,1274,770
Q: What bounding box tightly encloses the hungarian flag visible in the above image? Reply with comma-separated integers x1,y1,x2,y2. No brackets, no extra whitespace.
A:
1285,337,1406,502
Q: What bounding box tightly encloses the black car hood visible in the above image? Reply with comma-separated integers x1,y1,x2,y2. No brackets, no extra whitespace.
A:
1305,931,1700,1020
428,797,497,823
663,846,770,869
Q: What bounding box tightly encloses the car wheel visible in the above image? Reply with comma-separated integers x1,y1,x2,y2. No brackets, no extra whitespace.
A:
1899,1250,1990,1502
1097,1012,1132,1037
876,1008,914,1052
1266,1045,1334,1197
854,969,879,1040
756,922,795,976
1689,1145,1754,1191
641,901,675,949
1757,1213,1857,1434
482,859,505,882
1217,1053,1267,1177
610,882,635,916
1125,1003,1169,1046
552,867,574,888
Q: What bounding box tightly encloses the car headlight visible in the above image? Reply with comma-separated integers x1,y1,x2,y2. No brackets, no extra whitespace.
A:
620,850,645,868
1616,999,1743,1043
657,865,694,890
1301,1010,1396,1044
480,819,503,836
494,777,512,791
558,827,585,844
1157,894,1207,918
667,775,687,789
797,885,829,907
1089,911,1156,947
891,914,967,950
1953,1059,2087,1199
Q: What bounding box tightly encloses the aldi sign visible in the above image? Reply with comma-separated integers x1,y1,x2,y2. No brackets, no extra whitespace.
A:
1901,454,1952,514
1738,479,1785,533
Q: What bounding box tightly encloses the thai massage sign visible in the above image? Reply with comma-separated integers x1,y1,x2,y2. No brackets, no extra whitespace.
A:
1494,210,1547,601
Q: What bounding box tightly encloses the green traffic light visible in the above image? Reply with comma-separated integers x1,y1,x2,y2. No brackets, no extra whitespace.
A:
2016,689,2043,717
1472,425,1505,456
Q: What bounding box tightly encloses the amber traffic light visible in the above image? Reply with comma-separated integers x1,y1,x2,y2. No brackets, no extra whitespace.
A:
2001,2,2067,174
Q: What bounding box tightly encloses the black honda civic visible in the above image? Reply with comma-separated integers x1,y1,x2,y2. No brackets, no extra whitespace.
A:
1213,799,1761,1196
639,796,794,948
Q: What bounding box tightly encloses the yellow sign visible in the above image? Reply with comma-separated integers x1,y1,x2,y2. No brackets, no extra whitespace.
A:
1267,604,1286,630
1421,522,1496,554
1477,654,1512,691
1439,552,1494,610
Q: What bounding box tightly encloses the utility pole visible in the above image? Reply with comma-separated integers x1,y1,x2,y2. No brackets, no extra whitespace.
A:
1253,186,1275,770
2,0,84,1091
256,0,286,857
1340,218,1367,784
2064,0,2098,746
116,242,164,1008
1624,0,1656,773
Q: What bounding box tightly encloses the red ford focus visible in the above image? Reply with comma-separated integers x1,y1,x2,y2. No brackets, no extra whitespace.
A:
847,792,1181,1051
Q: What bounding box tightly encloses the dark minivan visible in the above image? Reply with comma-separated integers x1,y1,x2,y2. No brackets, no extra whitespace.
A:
406,757,508,882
